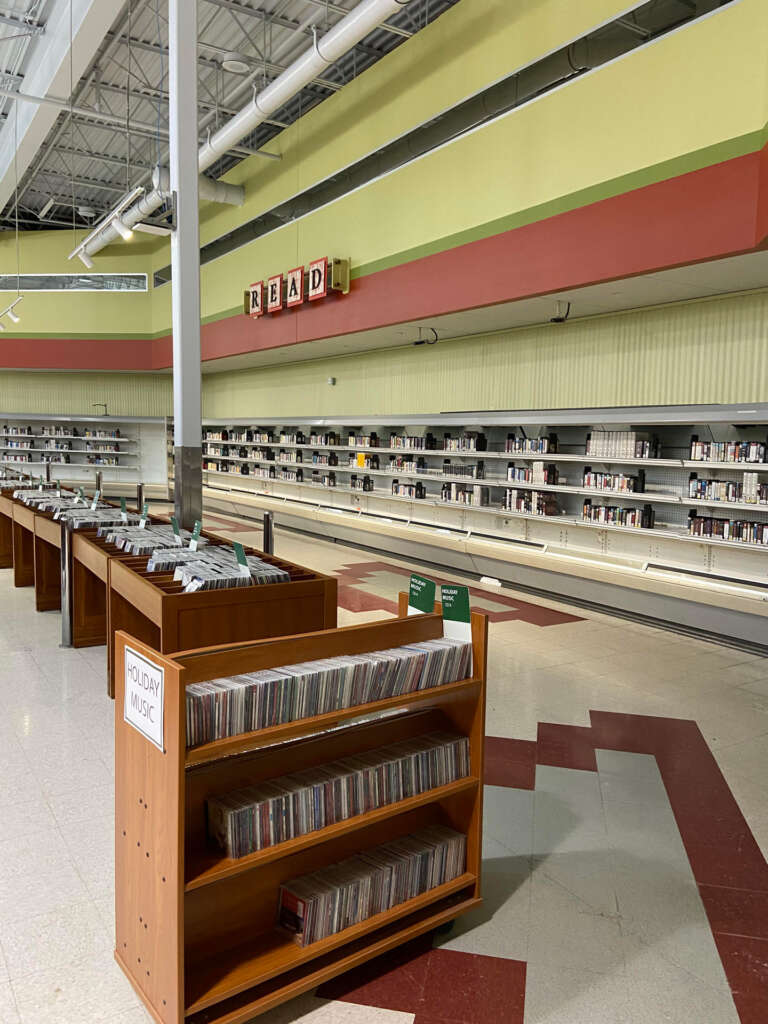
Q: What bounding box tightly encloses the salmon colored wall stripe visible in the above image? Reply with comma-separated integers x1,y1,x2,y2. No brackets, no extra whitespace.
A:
4,144,767,373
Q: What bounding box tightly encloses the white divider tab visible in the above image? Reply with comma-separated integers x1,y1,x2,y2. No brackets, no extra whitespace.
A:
408,573,436,615
124,646,164,752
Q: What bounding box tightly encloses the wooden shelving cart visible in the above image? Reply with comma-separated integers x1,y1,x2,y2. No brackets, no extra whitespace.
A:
105,538,337,697
114,600,486,1024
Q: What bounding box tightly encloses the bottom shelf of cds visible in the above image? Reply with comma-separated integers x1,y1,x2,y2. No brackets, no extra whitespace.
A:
114,600,486,1024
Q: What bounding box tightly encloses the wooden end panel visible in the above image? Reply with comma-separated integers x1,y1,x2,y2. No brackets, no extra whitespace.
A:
0,507,12,568
34,513,60,547
0,494,13,518
12,519,34,587
73,532,111,583
33,533,61,612
72,556,108,648
111,559,164,624
12,503,35,532
115,632,185,1024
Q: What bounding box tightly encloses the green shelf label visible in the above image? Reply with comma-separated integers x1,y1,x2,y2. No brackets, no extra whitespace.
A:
408,573,436,615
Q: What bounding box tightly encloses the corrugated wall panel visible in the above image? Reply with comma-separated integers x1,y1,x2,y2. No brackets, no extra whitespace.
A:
202,290,768,418
0,371,172,417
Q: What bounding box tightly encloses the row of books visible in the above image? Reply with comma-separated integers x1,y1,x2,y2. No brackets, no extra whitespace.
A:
278,825,466,946
687,514,768,545
585,430,659,460
442,432,487,452
503,488,560,516
688,472,768,504
185,637,472,747
583,468,645,493
582,500,655,529
440,483,489,506
505,433,557,454
689,438,767,464
207,731,470,859
507,461,559,485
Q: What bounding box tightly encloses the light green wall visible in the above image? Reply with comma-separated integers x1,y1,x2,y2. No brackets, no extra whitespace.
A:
7,289,768,420
0,371,171,417
202,290,768,418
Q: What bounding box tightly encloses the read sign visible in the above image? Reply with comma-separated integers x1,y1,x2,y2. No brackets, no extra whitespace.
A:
124,646,164,751
247,257,349,318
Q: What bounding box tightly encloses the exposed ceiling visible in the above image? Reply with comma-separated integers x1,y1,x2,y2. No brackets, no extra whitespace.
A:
0,0,459,231
199,249,768,373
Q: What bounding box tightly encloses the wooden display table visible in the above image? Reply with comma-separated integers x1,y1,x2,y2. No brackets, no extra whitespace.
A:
106,542,336,698
114,602,486,1024
11,496,36,589
0,484,21,569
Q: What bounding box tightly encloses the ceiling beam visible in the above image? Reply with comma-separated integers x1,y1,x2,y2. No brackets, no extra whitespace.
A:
200,0,393,56
0,12,44,36
0,0,126,215
109,32,343,92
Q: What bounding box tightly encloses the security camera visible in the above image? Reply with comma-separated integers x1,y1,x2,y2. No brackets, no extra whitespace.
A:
550,301,571,324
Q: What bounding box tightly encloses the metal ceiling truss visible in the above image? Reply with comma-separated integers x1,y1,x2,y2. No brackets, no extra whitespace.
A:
0,0,459,231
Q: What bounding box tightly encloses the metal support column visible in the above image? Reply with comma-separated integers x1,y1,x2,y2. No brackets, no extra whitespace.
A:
135,482,145,515
263,511,274,554
170,0,202,529
60,521,73,647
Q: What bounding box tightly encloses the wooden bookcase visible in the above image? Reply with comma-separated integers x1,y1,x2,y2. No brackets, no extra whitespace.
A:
105,539,337,698
114,601,486,1024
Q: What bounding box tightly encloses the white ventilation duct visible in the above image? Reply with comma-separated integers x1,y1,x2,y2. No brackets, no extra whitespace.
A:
70,0,411,263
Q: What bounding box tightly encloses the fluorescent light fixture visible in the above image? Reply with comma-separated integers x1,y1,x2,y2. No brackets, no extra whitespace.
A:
78,251,94,269
113,217,133,241
0,322,5,331
7,309,19,324
38,198,55,220
134,222,173,236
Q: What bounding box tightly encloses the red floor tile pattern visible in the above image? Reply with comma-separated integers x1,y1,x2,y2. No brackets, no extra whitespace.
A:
317,934,526,1024
525,710,768,1023
484,736,536,789
314,696,766,1022
335,561,583,625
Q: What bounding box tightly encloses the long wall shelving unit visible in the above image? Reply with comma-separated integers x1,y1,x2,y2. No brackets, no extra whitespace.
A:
173,405,768,647
0,413,168,492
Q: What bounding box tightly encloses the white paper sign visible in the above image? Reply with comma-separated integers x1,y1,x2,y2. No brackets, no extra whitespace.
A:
124,646,164,751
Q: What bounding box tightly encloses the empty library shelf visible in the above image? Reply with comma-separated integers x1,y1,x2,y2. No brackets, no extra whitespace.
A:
114,601,487,1024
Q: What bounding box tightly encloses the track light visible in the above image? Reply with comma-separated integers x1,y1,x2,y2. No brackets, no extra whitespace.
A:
7,309,19,324
78,250,94,269
0,322,5,331
113,217,133,241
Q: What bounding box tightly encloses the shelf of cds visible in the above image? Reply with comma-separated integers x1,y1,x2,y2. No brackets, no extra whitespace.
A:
170,408,768,632
114,596,486,1024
